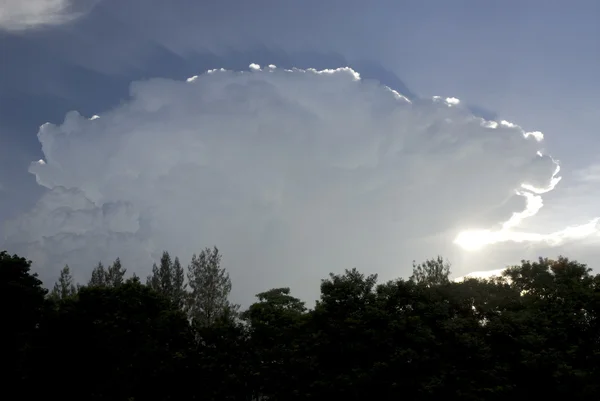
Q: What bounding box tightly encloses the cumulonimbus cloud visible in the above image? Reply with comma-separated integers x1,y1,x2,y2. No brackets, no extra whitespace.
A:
3,64,595,302
0,0,97,32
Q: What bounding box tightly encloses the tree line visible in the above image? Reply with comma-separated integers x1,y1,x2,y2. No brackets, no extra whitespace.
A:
2,247,600,400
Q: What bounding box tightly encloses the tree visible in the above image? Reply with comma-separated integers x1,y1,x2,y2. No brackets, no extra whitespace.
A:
88,262,107,287
106,258,126,287
10,248,600,400
193,307,252,401
243,288,307,323
497,257,600,399
147,251,172,294
308,268,381,399
318,267,378,310
410,256,451,286
187,246,237,328
147,262,160,291
171,257,186,310
49,265,77,301
242,288,307,400
146,251,187,310
0,251,48,394
88,259,126,288
32,279,195,401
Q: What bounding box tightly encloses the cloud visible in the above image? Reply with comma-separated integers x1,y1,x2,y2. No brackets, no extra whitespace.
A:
0,0,97,32
454,268,505,283
3,64,595,303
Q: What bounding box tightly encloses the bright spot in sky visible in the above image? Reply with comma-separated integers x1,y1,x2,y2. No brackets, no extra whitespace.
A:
453,154,598,252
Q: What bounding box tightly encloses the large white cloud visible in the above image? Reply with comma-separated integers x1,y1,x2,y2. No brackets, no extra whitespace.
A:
4,65,596,303
0,0,97,32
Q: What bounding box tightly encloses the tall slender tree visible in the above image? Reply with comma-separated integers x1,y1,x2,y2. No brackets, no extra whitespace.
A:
146,251,187,309
106,258,126,287
157,252,173,294
49,265,77,300
88,259,126,288
88,262,107,287
147,262,160,290
171,256,186,310
187,246,237,327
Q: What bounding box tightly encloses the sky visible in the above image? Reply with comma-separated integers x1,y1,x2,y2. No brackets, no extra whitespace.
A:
1,0,599,304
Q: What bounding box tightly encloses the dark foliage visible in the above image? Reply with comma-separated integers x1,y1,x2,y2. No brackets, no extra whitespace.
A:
3,250,600,400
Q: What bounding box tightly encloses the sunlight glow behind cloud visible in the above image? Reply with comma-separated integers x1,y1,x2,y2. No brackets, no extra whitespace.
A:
454,155,599,251
3,64,595,302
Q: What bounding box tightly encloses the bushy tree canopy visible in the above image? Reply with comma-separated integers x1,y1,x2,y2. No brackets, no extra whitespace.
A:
3,248,600,400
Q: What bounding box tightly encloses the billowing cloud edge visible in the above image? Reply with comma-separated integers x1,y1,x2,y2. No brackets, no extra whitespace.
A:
3,63,597,301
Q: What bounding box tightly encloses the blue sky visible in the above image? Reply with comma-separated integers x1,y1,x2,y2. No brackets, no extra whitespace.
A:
1,0,599,302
